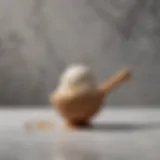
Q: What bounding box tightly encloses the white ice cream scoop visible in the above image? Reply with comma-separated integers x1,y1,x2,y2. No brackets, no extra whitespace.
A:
56,64,97,96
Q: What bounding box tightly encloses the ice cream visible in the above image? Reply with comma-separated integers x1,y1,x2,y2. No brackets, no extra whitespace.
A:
55,64,97,97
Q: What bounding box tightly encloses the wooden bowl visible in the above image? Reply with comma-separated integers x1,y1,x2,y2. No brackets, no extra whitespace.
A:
50,69,131,128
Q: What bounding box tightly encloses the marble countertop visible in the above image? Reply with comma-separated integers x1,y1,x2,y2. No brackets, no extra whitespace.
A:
0,108,160,160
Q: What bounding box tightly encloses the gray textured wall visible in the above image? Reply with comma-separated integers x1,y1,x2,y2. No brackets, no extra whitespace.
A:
0,0,159,106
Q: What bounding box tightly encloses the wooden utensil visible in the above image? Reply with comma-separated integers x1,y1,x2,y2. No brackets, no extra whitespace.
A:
50,69,131,128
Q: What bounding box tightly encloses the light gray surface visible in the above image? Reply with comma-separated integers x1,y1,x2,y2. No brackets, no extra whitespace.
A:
0,108,160,160
0,0,160,105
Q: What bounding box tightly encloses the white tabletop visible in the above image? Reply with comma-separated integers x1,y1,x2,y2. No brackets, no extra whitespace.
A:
0,107,159,129
0,107,160,160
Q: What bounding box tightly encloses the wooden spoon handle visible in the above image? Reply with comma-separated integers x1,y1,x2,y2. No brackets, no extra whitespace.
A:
99,69,131,95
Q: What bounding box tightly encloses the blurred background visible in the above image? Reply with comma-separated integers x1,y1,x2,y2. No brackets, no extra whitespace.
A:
0,0,159,106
